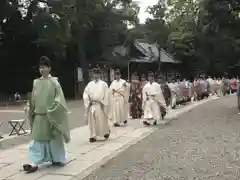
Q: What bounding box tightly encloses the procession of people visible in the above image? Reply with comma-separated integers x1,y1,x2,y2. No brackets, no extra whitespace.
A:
22,56,239,173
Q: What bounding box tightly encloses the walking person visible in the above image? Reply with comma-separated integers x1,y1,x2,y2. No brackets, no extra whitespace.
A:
129,72,143,119
142,72,166,126
83,68,110,142
109,69,129,126
23,56,70,173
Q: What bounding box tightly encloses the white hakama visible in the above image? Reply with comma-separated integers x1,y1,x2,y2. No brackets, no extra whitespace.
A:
83,80,110,139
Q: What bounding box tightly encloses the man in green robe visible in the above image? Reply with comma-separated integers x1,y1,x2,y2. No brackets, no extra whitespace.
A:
23,56,70,173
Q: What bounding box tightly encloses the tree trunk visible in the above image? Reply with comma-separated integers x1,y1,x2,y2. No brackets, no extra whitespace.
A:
76,0,89,85
77,39,89,85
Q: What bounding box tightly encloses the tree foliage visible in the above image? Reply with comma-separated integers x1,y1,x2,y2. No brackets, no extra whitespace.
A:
0,0,139,95
1,0,240,95
137,0,240,76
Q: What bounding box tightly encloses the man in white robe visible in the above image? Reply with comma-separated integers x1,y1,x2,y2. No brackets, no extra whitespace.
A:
124,81,131,121
168,80,177,109
109,69,128,127
83,68,110,143
207,76,214,95
142,72,166,126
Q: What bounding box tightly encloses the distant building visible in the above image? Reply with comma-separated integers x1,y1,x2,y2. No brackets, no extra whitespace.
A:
75,39,182,98
127,40,181,80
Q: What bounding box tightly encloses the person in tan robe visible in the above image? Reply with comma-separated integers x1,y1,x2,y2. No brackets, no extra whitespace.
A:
142,72,166,126
109,69,128,127
124,81,131,122
83,68,110,143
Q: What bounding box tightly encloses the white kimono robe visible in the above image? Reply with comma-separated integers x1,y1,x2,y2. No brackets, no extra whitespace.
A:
142,82,166,123
168,82,177,108
124,82,131,120
83,80,110,139
109,79,128,124
207,78,214,94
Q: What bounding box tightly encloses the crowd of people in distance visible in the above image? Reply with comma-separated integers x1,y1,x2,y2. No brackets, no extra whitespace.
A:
129,74,238,118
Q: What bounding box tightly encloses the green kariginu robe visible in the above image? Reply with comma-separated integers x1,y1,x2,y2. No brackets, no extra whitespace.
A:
28,75,70,143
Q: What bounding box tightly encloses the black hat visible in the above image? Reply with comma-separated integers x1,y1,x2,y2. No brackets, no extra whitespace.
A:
39,56,51,67
132,72,138,76
148,71,154,77
115,69,121,75
92,68,101,74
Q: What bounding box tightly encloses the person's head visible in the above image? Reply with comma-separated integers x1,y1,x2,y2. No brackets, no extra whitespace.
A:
131,72,137,81
156,75,162,84
39,56,51,77
114,69,121,80
92,68,101,81
141,74,146,81
147,71,154,82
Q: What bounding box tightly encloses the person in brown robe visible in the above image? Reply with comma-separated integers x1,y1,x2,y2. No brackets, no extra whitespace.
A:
157,76,171,107
140,74,148,89
129,72,143,119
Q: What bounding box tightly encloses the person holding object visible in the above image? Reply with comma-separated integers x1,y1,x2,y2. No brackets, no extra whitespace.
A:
142,71,167,126
23,56,70,173
109,69,129,127
83,68,110,143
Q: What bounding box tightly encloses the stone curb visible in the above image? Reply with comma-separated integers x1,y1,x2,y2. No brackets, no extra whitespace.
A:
72,97,219,180
71,129,155,180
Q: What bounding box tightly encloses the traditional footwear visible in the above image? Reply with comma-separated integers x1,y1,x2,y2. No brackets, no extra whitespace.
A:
161,109,166,120
27,166,38,173
153,121,157,126
161,114,165,120
24,164,38,173
143,121,150,126
104,131,111,139
23,164,31,171
52,162,65,166
123,120,127,124
114,123,120,127
89,137,97,143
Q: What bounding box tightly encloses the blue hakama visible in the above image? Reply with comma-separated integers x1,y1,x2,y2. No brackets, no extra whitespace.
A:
28,139,66,165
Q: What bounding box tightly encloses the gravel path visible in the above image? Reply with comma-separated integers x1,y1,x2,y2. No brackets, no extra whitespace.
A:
83,95,240,180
